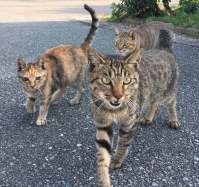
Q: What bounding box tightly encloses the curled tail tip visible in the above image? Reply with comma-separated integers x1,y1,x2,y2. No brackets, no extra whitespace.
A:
84,4,88,9
84,4,95,13
82,4,98,48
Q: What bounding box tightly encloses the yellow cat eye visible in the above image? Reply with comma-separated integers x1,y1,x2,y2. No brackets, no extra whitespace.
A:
102,78,111,85
123,78,132,85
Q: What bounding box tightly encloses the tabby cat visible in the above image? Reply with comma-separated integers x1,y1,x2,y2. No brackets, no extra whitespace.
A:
87,29,179,187
17,4,98,126
114,21,173,56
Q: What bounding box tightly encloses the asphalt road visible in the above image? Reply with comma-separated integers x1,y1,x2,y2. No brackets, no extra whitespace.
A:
0,21,199,187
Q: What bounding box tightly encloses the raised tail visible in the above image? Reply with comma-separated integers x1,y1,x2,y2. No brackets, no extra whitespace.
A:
158,28,174,53
81,4,99,48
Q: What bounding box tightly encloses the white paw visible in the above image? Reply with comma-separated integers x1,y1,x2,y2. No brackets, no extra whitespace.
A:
70,99,79,105
36,119,47,126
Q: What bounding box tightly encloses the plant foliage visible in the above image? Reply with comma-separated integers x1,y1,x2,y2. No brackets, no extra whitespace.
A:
109,0,171,19
180,0,199,14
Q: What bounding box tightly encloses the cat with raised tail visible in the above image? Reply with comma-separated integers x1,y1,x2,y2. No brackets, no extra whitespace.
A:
114,21,174,56
17,4,98,126
87,29,179,187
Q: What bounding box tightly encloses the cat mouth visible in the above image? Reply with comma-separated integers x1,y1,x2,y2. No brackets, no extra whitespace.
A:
110,101,121,108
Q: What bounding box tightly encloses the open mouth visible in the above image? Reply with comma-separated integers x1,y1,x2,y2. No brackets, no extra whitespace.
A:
110,101,121,107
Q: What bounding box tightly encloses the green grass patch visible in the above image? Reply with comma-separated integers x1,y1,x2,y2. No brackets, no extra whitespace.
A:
147,7,199,30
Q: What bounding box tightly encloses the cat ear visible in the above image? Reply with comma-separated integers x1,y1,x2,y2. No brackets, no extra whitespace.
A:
128,29,136,39
115,27,122,36
36,56,46,70
17,57,27,71
87,47,105,71
124,48,144,69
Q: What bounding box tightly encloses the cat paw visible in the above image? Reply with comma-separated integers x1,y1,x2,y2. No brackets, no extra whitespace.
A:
36,119,47,126
109,160,123,169
70,99,79,105
168,121,180,129
27,105,36,113
140,118,152,125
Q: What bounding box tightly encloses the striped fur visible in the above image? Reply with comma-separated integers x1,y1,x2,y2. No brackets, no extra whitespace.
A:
114,21,174,56
87,38,180,186
17,4,98,126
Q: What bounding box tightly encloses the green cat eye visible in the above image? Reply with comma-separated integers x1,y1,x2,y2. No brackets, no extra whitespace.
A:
102,78,111,85
123,78,132,85
23,77,29,82
36,76,41,80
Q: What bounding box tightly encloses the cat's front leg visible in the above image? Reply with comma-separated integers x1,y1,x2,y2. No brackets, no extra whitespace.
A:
110,115,137,169
26,97,36,113
95,119,113,187
37,95,51,126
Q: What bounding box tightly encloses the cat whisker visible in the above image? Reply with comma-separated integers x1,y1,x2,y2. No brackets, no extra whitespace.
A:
37,88,42,96
129,99,138,110
126,100,134,110
96,101,106,113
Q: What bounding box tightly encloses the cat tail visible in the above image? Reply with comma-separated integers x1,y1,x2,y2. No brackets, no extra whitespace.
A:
81,4,99,48
158,28,174,53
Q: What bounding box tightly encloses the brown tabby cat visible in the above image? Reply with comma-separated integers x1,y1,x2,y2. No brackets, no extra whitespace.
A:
87,29,179,187
114,21,173,56
17,4,98,126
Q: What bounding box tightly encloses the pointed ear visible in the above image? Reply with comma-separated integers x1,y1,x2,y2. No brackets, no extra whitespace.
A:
36,56,46,70
124,48,144,69
115,27,122,36
87,47,105,71
128,29,136,39
17,57,27,71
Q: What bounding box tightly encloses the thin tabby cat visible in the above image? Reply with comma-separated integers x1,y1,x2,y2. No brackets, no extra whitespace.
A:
17,4,98,126
87,29,179,187
114,21,173,56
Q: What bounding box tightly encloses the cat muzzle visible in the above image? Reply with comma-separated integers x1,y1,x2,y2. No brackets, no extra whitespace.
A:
110,101,121,107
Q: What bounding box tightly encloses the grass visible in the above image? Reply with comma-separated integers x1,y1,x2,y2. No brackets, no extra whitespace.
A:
147,7,199,30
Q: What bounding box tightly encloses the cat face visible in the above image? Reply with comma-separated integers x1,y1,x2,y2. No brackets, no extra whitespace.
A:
114,28,137,55
17,57,47,92
87,48,143,109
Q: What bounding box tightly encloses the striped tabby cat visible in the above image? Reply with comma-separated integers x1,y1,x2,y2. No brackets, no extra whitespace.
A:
87,29,179,187
17,4,98,126
114,21,173,56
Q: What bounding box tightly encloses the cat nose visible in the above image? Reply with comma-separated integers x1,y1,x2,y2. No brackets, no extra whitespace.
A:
118,46,123,51
114,95,122,100
29,82,35,88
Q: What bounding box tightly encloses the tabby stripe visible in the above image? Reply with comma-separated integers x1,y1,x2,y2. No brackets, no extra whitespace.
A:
97,126,113,138
96,139,111,154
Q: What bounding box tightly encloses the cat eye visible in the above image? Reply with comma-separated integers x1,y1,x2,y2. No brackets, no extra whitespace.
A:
36,76,41,80
102,78,111,85
22,77,29,82
123,78,132,85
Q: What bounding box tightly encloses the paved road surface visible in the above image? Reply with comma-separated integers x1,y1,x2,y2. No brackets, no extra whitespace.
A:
0,1,198,187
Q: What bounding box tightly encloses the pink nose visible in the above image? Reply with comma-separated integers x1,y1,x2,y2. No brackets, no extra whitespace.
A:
29,82,35,88
118,46,123,51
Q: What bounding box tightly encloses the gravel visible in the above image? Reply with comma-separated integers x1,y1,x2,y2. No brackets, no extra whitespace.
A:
0,20,199,186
